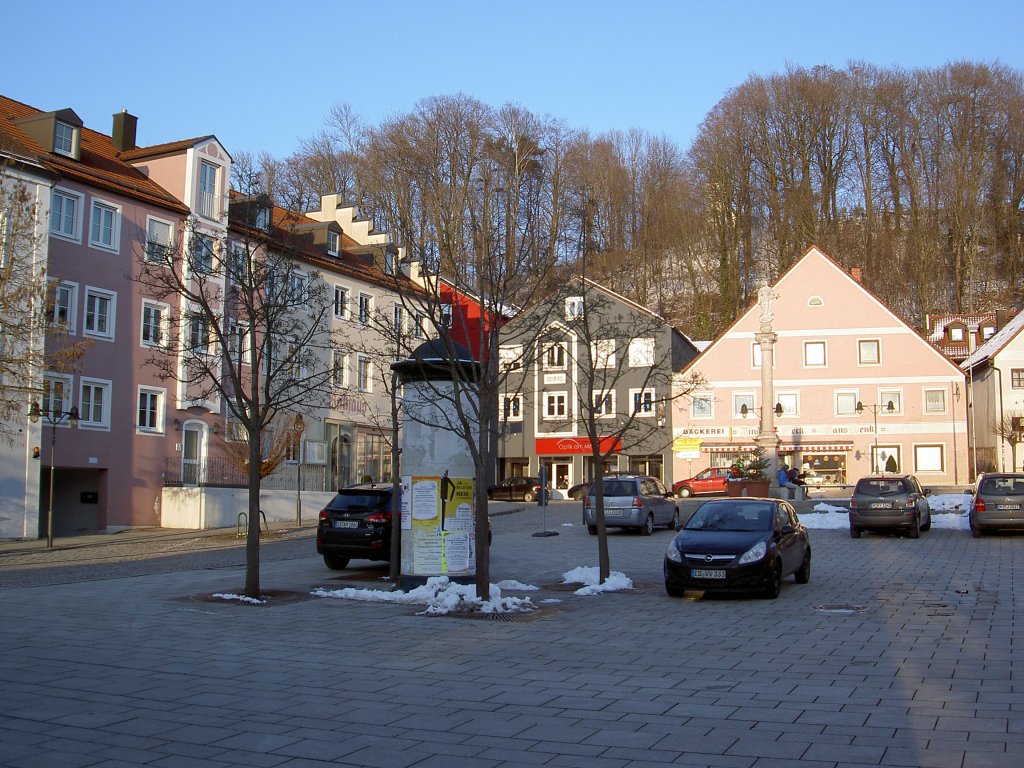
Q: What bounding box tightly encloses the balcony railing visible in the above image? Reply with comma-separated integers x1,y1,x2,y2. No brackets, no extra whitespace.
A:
163,456,331,491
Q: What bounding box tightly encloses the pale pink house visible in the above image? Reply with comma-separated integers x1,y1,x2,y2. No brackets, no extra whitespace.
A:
672,247,970,486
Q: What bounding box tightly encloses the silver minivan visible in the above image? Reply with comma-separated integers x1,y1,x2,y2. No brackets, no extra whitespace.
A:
583,475,679,535
970,473,1024,537
849,474,932,539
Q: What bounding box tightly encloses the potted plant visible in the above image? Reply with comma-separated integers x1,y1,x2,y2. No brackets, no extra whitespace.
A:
727,446,771,497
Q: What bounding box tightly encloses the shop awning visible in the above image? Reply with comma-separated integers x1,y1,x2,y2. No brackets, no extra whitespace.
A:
783,443,854,453
703,444,757,454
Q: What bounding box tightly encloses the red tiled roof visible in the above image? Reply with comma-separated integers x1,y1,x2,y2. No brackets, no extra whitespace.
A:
0,94,188,215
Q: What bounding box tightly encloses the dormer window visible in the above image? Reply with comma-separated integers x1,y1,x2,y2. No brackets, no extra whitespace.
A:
54,121,75,157
254,206,270,232
949,326,965,342
197,161,218,219
982,326,995,340
327,231,340,255
565,297,584,320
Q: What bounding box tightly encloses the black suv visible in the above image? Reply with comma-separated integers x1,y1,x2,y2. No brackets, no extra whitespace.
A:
316,484,396,570
849,474,932,538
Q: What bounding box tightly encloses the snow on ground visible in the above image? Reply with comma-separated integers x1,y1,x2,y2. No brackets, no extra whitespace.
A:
804,493,970,530
312,576,537,615
561,565,634,595
212,592,267,606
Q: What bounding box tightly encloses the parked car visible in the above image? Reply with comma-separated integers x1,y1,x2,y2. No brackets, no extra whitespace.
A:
583,475,679,535
970,473,1024,537
316,483,396,570
663,497,811,599
487,476,542,502
673,467,734,497
849,473,932,539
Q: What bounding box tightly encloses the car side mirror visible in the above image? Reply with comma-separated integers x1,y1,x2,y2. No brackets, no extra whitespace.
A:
922,488,931,497
675,522,684,531
780,524,795,535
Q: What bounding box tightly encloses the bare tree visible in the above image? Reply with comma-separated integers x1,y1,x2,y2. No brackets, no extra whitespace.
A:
995,410,1024,472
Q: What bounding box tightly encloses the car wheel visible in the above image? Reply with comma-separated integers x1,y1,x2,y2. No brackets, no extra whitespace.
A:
523,491,535,503
970,518,982,538
667,509,680,530
678,486,692,498
761,559,782,599
794,549,811,584
323,554,350,570
850,526,861,539
921,509,932,532
909,516,920,539
641,514,654,536
587,524,598,536
665,582,685,598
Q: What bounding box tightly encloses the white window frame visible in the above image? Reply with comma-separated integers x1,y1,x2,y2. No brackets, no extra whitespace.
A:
733,392,755,418
592,339,616,368
923,388,947,415
145,216,173,263
914,444,944,473
197,160,219,220
631,388,656,417
499,345,523,372
858,338,881,366
414,313,428,339
191,233,216,275
327,230,340,255
565,296,584,320
691,393,713,419
544,391,568,420
332,351,349,389
83,287,116,341
188,312,212,356
544,342,567,370
54,120,75,156
358,293,373,325
949,326,965,342
50,280,78,333
393,304,405,336
751,342,763,369
439,303,453,328
137,386,166,434
776,392,799,418
878,389,903,415
42,374,73,419
140,300,169,348
288,271,307,305
50,188,82,241
356,355,372,392
593,389,616,418
78,377,112,430
334,286,349,320
803,340,827,368
628,337,655,367
228,320,251,365
89,198,121,252
503,394,523,422
835,390,859,417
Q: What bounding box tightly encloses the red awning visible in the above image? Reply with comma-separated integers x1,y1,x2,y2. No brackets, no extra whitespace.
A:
783,443,854,453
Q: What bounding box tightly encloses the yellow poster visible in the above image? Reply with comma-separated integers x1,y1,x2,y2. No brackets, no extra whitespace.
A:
409,474,476,575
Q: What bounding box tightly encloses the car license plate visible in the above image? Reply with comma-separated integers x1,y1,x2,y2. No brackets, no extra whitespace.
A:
605,510,623,517
870,502,890,509
691,569,726,579
997,504,1021,510
333,520,358,529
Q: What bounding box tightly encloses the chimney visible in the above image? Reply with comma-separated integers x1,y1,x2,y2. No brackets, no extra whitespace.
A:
112,109,138,152
850,267,863,283
996,309,1008,331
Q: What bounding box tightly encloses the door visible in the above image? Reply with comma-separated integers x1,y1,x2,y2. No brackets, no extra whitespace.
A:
330,435,351,490
182,424,204,486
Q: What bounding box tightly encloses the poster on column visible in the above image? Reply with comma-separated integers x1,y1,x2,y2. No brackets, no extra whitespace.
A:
407,474,476,576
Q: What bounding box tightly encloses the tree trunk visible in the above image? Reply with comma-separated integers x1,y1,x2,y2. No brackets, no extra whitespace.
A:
244,427,262,598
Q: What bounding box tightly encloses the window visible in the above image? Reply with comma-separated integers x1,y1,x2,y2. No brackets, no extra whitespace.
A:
503,394,523,422
227,320,250,365
89,200,120,251
544,392,567,419
878,389,902,414
858,339,880,365
924,388,946,414
565,296,584,320
50,281,77,332
42,374,72,418
83,288,115,340
140,301,167,347
146,218,173,262
982,326,996,340
393,305,405,337
628,338,655,367
198,161,218,219
78,378,111,429
592,339,615,368
439,303,453,328
803,340,826,367
288,272,307,304
50,188,81,240
544,343,566,370
358,294,372,325
632,388,656,416
836,391,859,416
751,342,764,368
499,345,522,371
691,394,712,419
54,120,75,156
332,351,348,389
593,390,616,418
188,313,211,355
914,444,944,473
192,234,215,274
137,387,165,432
414,313,427,339
334,286,348,319
733,392,755,418
226,242,248,282
385,252,395,275
949,326,965,342
254,206,270,231
1012,369,1024,389
327,231,340,255
357,356,372,392
776,392,799,417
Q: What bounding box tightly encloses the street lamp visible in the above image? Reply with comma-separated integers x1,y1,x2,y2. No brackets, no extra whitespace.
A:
856,400,895,472
293,414,305,527
28,401,80,548
740,403,784,418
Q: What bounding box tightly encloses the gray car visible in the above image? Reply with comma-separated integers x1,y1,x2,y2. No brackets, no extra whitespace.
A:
583,475,679,535
849,473,932,539
970,473,1024,537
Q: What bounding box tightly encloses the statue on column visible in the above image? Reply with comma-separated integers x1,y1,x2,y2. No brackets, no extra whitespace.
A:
757,283,776,332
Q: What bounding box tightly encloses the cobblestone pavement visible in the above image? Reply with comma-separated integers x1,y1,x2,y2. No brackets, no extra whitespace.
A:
1,501,1020,768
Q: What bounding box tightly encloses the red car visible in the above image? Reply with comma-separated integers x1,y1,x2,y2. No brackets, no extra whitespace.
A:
673,467,733,497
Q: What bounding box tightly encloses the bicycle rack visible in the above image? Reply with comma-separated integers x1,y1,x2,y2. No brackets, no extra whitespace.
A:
236,510,270,537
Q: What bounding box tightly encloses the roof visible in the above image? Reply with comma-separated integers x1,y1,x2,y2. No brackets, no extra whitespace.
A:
0,94,188,215
961,308,1024,370
119,136,221,162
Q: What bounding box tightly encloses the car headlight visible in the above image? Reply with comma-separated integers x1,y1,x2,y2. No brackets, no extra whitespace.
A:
738,541,766,565
666,542,682,562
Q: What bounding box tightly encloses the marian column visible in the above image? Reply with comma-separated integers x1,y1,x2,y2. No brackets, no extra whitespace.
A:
755,284,781,490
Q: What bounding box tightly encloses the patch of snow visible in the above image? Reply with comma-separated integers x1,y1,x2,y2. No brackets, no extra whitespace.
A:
801,493,970,530
312,576,535,615
211,592,267,606
562,566,634,595
496,579,539,591
561,523,574,527
539,598,563,604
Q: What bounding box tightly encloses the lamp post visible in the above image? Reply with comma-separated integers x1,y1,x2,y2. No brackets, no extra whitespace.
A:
293,414,305,527
28,401,80,548
856,400,895,472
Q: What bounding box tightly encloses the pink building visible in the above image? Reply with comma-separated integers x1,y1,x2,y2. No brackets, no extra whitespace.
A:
672,247,970,486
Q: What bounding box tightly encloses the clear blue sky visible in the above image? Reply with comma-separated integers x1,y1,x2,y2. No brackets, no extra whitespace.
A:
3,1,1022,159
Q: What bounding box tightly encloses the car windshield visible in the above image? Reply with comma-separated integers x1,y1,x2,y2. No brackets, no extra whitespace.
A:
684,502,774,532
856,479,906,496
325,492,391,512
980,478,1024,496
601,480,637,497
